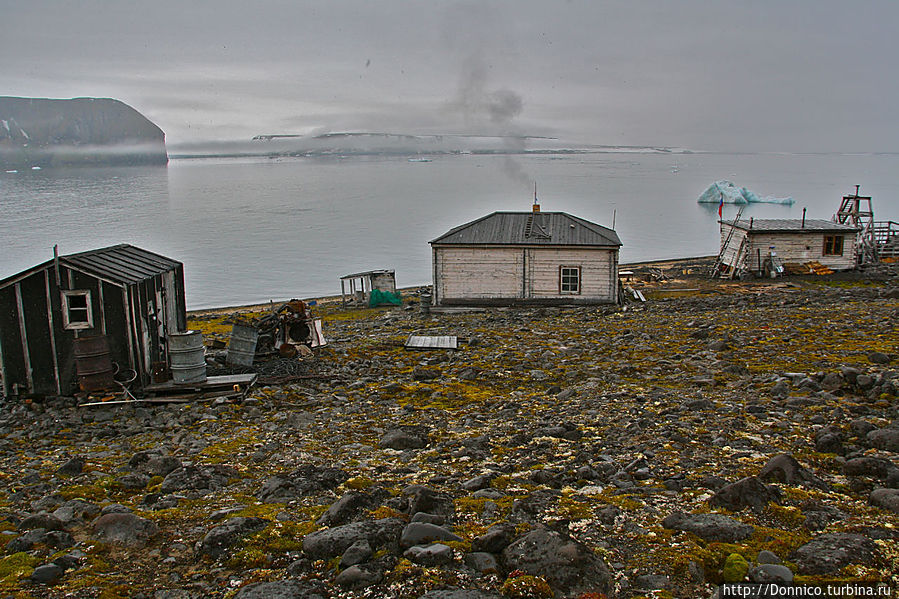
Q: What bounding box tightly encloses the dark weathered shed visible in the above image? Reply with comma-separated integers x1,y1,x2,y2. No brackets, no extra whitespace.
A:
0,244,187,397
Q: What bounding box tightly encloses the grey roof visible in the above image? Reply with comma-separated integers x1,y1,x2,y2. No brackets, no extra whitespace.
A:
62,244,181,283
0,244,181,289
430,211,621,247
725,219,858,233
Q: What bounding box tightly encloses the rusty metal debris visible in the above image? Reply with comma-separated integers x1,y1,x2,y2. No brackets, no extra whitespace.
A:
232,299,326,360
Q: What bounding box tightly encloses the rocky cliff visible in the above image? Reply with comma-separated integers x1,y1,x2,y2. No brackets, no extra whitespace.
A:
0,97,167,168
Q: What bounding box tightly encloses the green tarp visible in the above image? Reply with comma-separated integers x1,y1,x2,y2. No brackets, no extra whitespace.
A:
369,289,402,307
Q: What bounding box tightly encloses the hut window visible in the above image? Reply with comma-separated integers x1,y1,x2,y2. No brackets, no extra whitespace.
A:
823,235,844,256
560,266,581,294
62,290,94,330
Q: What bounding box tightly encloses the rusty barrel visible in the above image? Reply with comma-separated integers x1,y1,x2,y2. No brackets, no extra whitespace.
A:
74,335,116,392
169,330,207,384
227,324,258,366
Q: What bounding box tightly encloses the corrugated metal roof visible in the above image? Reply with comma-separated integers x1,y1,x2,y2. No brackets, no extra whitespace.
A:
0,244,181,289
726,219,858,233
61,244,181,283
430,211,622,247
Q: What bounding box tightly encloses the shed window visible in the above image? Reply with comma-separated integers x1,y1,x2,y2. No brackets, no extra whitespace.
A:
823,235,844,256
560,266,581,294
62,290,94,330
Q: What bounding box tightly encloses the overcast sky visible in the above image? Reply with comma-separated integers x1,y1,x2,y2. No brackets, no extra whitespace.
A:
3,0,898,152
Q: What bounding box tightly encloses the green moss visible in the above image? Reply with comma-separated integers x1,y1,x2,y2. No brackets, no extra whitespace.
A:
722,553,749,582
501,572,554,598
344,476,375,490
0,552,40,587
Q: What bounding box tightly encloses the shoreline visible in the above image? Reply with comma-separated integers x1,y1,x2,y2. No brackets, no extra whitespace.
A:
186,255,720,317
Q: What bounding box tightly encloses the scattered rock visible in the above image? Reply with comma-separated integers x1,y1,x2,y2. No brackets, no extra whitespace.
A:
792,533,881,575
91,513,159,547
662,512,754,542
708,476,781,512
200,517,269,558
501,527,612,596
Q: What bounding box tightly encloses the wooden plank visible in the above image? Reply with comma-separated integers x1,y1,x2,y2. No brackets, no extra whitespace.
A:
405,335,458,350
143,373,258,393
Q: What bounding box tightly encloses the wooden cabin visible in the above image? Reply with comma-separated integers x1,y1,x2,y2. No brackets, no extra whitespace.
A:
429,206,622,306
0,244,186,397
718,218,858,277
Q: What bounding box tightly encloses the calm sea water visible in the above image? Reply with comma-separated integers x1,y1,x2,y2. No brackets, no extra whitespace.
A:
2,152,898,309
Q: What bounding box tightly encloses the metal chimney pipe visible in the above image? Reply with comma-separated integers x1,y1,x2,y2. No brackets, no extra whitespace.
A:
802,207,807,228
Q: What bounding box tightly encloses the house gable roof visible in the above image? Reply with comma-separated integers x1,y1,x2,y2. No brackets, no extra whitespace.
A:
724,219,858,234
430,211,621,247
0,244,181,289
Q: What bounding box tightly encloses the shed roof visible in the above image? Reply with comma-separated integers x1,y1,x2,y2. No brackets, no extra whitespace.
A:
340,269,395,280
430,211,621,247
723,219,858,234
0,244,181,289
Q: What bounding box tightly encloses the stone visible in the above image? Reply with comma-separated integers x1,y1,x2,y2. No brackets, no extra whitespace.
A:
340,539,372,568
316,491,376,527
472,523,516,554
56,457,85,476
756,550,782,565
749,564,794,583
18,512,66,531
759,453,827,489
116,472,151,490
52,499,101,525
233,580,327,599
868,352,892,365
199,517,268,558
406,486,455,519
634,573,670,590
404,543,454,566
378,426,430,450
464,552,500,575
844,457,899,482
91,513,159,547
792,533,880,575
334,564,382,589
30,563,64,584
400,522,462,548
417,590,501,599
867,428,899,452
159,465,232,495
501,527,612,596
662,512,754,542
815,433,844,454
301,518,404,560
869,488,899,514
257,465,348,503
708,476,781,512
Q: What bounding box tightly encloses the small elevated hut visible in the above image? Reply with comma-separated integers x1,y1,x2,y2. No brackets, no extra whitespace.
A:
716,217,858,277
339,269,397,306
429,205,621,306
0,244,186,397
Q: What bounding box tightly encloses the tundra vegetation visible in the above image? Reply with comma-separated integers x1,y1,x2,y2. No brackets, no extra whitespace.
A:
0,264,897,598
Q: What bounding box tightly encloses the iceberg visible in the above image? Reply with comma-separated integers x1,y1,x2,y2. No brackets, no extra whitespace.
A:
697,180,794,205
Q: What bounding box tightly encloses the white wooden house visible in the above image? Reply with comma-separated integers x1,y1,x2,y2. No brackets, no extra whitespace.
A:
429,207,622,306
718,218,858,277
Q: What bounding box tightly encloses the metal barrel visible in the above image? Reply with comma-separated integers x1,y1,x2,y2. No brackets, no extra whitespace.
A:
227,324,259,366
73,335,116,392
169,330,207,384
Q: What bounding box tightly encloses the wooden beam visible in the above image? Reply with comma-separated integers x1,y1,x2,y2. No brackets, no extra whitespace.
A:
44,270,61,395
14,282,34,394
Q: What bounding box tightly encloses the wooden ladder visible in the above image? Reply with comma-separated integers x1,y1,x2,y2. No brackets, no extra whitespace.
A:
711,207,744,277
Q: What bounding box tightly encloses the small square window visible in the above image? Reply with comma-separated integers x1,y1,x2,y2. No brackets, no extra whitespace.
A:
823,235,844,256
560,266,580,294
62,290,94,330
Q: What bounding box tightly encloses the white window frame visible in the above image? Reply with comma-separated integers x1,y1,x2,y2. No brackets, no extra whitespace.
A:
62,290,94,330
560,266,581,294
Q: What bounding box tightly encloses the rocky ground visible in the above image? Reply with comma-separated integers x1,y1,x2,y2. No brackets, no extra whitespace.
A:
1,260,898,599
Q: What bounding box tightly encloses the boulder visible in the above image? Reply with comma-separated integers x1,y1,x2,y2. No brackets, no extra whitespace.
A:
379,426,430,450
792,533,880,575
233,580,327,599
759,453,828,489
301,518,404,560
662,512,754,542
708,476,781,512
257,465,348,504
869,488,899,514
501,527,612,596
200,517,269,558
91,513,159,547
